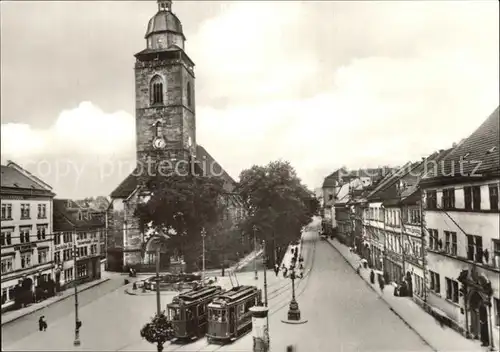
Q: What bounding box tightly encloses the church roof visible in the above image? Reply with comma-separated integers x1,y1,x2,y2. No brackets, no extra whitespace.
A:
110,145,237,199
145,7,185,40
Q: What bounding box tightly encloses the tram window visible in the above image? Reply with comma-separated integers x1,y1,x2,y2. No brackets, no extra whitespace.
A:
238,304,245,315
210,309,226,322
186,308,194,320
198,305,205,316
169,308,181,320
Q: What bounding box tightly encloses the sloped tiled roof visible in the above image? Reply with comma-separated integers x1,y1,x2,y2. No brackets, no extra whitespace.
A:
1,165,54,196
110,145,237,198
322,168,347,188
426,106,499,179
53,199,104,231
366,162,412,201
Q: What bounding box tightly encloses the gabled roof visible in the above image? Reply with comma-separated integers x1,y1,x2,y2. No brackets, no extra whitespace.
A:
6,160,53,191
1,164,55,196
53,199,105,231
322,168,347,188
427,106,499,179
366,162,413,202
110,145,237,198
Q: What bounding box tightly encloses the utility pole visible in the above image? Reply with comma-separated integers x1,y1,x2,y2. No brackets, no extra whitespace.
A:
420,188,428,302
155,244,161,316
201,228,206,286
73,237,81,346
253,225,258,280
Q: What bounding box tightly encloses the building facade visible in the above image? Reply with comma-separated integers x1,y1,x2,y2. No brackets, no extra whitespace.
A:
53,199,105,289
421,106,499,348
1,161,55,312
106,0,245,272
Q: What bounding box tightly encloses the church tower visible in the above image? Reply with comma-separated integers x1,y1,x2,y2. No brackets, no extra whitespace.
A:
135,0,196,178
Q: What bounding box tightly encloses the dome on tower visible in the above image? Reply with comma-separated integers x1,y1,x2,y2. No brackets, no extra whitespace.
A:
145,0,185,39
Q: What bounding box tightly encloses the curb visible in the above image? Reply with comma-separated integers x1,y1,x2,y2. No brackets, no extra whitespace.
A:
325,239,438,352
1,278,111,326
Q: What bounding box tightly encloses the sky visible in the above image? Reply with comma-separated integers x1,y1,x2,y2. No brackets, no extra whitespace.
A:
1,0,499,198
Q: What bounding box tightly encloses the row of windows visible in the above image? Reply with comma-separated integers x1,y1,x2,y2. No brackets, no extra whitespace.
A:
1,225,49,246
54,244,98,264
365,207,421,226
150,75,193,107
427,228,500,268
0,249,50,274
1,203,47,220
53,230,104,245
426,184,499,211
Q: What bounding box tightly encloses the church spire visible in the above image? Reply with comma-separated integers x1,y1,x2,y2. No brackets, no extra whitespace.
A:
158,0,172,12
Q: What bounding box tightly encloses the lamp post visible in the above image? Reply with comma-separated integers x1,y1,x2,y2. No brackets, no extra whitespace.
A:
72,241,81,346
155,242,161,316
262,240,268,307
253,225,258,280
201,228,206,286
281,262,307,325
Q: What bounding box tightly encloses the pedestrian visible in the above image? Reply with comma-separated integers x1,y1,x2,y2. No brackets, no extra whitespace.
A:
274,264,279,276
370,270,375,284
38,316,47,331
283,267,288,278
378,275,385,292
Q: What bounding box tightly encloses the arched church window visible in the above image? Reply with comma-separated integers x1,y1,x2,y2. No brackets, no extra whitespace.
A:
187,81,192,107
154,121,162,137
150,75,164,105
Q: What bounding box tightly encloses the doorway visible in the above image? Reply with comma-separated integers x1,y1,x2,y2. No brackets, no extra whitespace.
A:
469,291,489,346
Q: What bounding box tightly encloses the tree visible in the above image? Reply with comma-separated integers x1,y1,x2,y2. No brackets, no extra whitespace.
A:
140,312,171,352
236,160,318,267
135,174,225,272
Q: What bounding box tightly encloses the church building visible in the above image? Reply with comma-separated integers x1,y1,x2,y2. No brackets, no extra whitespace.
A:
106,0,244,272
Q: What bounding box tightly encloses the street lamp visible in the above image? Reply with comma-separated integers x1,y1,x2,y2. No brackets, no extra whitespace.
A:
281,261,307,325
253,225,258,280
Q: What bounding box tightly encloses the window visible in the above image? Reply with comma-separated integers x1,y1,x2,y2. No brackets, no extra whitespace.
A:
467,235,483,263
20,204,30,219
20,228,31,243
21,253,32,269
464,186,472,210
54,251,61,264
1,257,14,274
1,230,12,246
150,75,164,105
63,232,72,243
444,231,457,256
77,263,88,278
445,278,459,303
442,188,455,209
63,249,72,261
37,204,47,219
489,184,499,211
37,225,47,240
64,268,73,282
78,212,83,221
492,239,500,268
90,244,97,255
428,229,439,251
429,271,440,294
38,249,48,264
1,204,12,220
472,186,481,210
426,190,437,209
54,233,61,245
187,81,192,107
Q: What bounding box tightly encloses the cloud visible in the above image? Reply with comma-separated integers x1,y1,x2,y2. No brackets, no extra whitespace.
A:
1,1,498,197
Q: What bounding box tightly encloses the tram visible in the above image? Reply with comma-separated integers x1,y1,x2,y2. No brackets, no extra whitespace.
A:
206,285,262,343
167,285,224,341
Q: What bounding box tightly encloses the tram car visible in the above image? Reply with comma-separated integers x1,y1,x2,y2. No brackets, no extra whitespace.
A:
167,285,224,341
206,285,262,343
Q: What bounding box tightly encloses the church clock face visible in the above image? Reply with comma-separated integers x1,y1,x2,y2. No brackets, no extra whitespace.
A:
153,137,166,149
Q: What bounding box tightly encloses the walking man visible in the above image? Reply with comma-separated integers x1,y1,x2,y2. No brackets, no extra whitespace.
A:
378,274,385,292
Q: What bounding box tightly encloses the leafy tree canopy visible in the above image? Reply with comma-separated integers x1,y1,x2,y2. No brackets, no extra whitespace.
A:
135,174,226,272
236,160,319,250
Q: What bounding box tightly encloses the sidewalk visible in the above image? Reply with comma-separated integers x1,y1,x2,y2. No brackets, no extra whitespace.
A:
326,238,487,352
1,274,113,326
